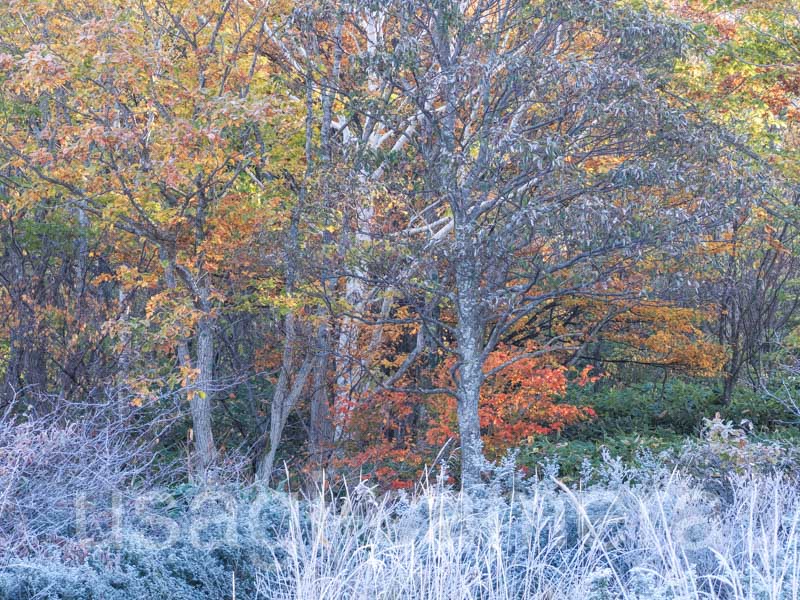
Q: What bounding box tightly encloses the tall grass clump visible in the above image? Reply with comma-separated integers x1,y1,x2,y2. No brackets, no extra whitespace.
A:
260,442,800,599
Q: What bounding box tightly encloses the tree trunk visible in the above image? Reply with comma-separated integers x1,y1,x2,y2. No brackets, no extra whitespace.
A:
255,313,313,483
308,324,335,485
192,311,217,474
453,234,486,489
1,332,22,409
162,252,217,477
456,358,484,489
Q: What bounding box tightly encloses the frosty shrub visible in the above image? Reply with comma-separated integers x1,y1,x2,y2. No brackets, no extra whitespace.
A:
676,414,800,500
0,393,184,562
0,484,300,599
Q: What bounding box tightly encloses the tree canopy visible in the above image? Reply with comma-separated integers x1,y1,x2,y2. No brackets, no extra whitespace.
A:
0,0,797,488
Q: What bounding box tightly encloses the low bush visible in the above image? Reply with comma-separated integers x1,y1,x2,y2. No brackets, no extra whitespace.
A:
517,431,685,484
515,378,800,481
0,396,183,562
0,484,300,600
562,378,797,436
675,414,800,499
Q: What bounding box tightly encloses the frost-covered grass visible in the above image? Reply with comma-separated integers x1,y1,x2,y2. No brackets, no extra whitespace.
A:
3,416,800,599
3,469,800,599
259,469,800,599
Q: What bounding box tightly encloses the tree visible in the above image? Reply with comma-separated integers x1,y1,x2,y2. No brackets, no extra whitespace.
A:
312,0,737,486
0,0,287,475
672,0,800,402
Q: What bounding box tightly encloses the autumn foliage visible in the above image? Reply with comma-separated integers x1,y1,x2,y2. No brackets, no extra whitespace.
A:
0,0,797,489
